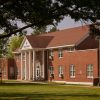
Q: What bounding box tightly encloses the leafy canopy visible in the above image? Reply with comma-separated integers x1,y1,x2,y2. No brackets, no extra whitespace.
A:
0,0,100,38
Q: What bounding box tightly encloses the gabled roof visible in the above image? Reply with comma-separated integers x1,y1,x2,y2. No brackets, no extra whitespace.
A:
26,25,89,49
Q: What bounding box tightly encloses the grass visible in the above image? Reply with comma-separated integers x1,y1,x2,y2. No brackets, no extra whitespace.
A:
0,82,100,100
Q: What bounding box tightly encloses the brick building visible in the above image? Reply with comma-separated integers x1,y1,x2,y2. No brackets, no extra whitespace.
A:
0,25,100,85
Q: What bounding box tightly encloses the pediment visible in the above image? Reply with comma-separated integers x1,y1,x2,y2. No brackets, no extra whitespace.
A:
20,38,32,50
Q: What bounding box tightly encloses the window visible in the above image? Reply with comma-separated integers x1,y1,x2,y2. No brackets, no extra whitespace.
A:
87,64,93,78
49,66,54,77
17,69,20,76
58,66,63,77
49,50,53,60
58,49,63,58
66,47,75,51
3,67,6,76
49,50,53,56
70,65,75,78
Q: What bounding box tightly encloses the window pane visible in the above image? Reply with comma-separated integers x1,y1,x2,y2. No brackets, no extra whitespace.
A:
87,64,93,78
70,65,75,77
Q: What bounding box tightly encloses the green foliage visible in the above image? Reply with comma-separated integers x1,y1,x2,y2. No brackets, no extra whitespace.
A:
0,32,8,58
32,26,47,35
7,35,24,58
0,0,100,38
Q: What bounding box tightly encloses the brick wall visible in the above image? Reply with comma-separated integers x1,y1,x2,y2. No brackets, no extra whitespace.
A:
0,58,14,80
48,49,98,83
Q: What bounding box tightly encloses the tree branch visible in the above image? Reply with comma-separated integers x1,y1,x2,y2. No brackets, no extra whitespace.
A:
0,23,34,39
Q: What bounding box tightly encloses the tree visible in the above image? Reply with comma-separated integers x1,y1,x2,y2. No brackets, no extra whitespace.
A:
0,32,8,57
7,35,24,58
32,26,47,35
0,0,100,38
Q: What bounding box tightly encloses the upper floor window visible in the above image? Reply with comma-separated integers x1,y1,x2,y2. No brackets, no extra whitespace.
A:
49,50,54,60
87,64,93,78
58,66,64,77
58,49,63,58
66,47,75,51
70,64,75,78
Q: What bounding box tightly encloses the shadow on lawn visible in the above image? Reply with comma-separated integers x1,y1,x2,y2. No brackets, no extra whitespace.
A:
0,92,100,100
0,83,100,99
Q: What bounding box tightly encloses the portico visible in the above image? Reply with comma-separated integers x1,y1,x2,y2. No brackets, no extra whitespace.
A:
20,37,45,81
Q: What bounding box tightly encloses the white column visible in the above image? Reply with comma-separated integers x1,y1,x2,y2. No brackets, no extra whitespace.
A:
21,52,23,80
29,51,31,80
33,50,35,80
25,51,27,80
42,50,45,78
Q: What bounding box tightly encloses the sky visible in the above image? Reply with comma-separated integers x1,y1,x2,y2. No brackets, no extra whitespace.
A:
0,16,89,34
25,16,89,34
57,17,88,30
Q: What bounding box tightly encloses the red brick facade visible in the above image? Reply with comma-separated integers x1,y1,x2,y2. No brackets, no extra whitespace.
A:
0,26,100,85
48,49,98,84
0,58,15,79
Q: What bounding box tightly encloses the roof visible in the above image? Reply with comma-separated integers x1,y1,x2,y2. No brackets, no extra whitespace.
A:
26,25,89,48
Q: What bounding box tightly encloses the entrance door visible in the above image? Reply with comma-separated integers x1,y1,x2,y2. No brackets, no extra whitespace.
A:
36,66,41,80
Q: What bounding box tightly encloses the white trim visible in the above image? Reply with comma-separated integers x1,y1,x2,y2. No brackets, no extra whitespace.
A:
33,50,35,80
25,52,27,80
21,53,23,80
52,81,93,85
46,44,75,49
42,50,45,78
75,33,89,46
20,37,26,49
51,81,66,83
65,81,93,85
68,48,98,53
29,51,31,80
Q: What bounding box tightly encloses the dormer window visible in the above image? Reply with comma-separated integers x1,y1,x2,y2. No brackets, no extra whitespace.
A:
58,49,63,58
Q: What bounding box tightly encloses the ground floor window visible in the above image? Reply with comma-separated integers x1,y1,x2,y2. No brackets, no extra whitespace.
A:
49,66,54,77
70,65,75,78
58,66,64,77
2,67,6,76
87,64,93,78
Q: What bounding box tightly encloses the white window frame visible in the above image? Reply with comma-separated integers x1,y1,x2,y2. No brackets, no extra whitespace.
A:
49,66,54,77
66,47,75,52
49,50,54,60
87,64,93,78
58,49,63,58
3,67,6,76
58,66,63,77
70,65,75,78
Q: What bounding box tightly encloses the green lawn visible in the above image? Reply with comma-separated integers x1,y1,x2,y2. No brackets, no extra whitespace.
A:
0,82,100,100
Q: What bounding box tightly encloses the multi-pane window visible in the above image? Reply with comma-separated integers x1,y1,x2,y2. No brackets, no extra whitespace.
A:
58,49,63,58
66,47,75,51
58,66,63,77
49,50,53,60
87,64,93,78
3,67,6,76
49,66,54,77
70,65,75,78
49,50,53,56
